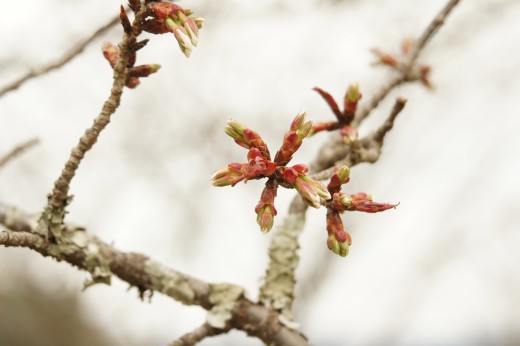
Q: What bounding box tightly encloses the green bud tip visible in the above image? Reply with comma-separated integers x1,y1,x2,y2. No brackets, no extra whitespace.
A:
347,82,360,102
340,194,353,207
338,242,349,257
336,165,350,181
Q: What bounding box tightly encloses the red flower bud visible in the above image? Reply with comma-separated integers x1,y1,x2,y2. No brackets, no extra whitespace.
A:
102,42,119,68
343,82,362,121
294,175,331,208
243,148,276,180
255,180,278,233
211,163,246,187
146,2,203,58
120,5,132,34
274,112,312,165
347,192,398,213
129,64,161,78
327,165,351,193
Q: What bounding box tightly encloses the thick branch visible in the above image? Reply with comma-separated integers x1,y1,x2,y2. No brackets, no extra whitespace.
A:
0,201,212,306
0,16,120,98
0,201,310,346
0,138,39,169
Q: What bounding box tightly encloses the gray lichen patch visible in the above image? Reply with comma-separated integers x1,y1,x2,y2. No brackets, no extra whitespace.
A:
260,212,306,326
207,284,244,329
144,260,196,305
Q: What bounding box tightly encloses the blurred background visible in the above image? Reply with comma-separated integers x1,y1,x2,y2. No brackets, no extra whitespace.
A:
1,0,519,345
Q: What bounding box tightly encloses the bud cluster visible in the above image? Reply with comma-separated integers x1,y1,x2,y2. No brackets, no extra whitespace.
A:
212,113,331,233
324,166,398,256
102,6,162,88
311,83,362,144
102,2,204,87
371,39,432,88
212,113,398,256
144,2,204,58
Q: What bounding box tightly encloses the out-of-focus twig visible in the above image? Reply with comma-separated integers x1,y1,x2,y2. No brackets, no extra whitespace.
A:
407,0,461,67
0,138,39,169
354,0,461,127
0,15,120,98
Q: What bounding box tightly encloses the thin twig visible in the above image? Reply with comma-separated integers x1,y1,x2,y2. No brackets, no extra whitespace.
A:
46,6,146,214
0,138,39,169
170,323,230,346
353,76,403,128
260,0,462,323
407,0,461,67
370,97,407,143
0,15,120,98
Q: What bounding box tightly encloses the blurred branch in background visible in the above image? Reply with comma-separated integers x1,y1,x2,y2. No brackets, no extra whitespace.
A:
0,138,39,170
0,15,120,98
0,269,141,346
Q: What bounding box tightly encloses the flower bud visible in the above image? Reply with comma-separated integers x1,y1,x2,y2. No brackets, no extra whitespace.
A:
274,112,312,165
225,121,270,159
254,180,278,233
343,82,362,119
347,192,398,213
295,175,331,208
129,64,161,78
340,125,358,144
211,163,245,187
102,42,119,68
256,205,276,233
146,2,203,58
313,87,342,119
336,165,351,183
338,241,349,257
243,148,277,179
327,234,350,257
120,6,132,34
327,234,340,254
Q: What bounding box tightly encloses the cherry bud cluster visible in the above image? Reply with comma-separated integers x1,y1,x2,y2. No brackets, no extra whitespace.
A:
324,166,398,256
212,113,330,233
102,2,204,88
311,83,362,144
371,39,432,88
212,114,398,256
144,2,204,58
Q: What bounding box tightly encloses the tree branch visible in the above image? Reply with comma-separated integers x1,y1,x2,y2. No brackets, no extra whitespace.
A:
46,7,146,215
0,15,120,98
0,138,39,169
407,0,461,67
353,0,461,127
0,201,310,346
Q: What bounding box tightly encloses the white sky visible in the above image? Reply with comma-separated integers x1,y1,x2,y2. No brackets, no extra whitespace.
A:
1,0,520,345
